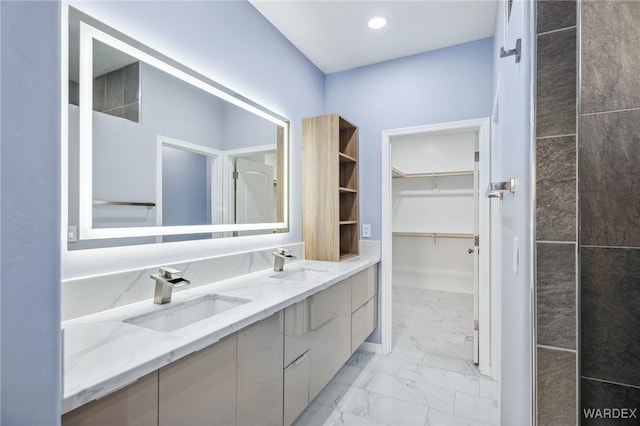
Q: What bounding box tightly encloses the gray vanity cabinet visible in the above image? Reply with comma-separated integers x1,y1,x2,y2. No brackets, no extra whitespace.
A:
350,266,378,353
284,300,311,425
158,334,237,426
237,311,284,426
307,278,352,401
62,371,159,426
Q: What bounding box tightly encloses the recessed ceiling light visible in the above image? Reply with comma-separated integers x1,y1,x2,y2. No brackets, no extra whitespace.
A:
368,16,387,30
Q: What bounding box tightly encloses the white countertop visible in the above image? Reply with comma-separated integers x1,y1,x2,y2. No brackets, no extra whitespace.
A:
62,255,380,414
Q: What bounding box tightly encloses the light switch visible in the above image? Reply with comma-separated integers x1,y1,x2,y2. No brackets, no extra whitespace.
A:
362,224,371,238
68,225,77,243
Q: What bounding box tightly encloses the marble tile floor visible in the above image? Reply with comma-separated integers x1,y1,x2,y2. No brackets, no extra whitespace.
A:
294,285,498,426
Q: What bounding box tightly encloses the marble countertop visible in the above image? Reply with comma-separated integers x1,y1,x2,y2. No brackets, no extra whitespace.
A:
62,254,380,414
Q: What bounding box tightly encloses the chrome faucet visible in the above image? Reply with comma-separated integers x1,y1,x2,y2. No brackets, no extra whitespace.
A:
272,248,297,272
151,267,191,304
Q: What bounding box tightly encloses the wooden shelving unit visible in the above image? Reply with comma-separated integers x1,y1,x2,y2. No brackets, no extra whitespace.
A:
302,114,359,261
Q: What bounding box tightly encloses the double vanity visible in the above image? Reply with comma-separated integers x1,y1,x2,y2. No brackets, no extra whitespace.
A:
61,5,377,425
62,254,379,425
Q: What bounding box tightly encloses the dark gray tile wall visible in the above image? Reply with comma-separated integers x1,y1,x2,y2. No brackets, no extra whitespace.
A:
536,136,576,241
69,80,79,106
536,28,576,137
581,378,640,425
580,110,640,247
535,1,578,423
582,247,640,387
68,62,139,123
537,347,577,426
93,62,139,122
537,0,576,34
579,1,640,422
582,1,640,114
537,243,576,349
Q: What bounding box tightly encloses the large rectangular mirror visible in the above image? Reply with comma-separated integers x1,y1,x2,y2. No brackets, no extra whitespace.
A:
67,7,289,249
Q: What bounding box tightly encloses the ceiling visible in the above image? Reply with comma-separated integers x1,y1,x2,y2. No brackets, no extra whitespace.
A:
249,0,498,74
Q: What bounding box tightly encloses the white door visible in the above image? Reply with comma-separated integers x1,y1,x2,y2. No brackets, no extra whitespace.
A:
473,147,480,365
490,87,503,381
235,157,275,225
495,0,534,422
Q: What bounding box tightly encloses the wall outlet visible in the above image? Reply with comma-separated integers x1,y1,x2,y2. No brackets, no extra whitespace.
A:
362,224,371,238
68,225,77,243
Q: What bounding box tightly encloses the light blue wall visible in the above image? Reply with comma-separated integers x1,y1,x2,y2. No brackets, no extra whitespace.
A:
325,38,494,240
1,1,61,424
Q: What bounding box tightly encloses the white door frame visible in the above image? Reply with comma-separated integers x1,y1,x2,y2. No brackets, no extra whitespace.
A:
156,135,223,233
381,117,493,376
222,144,277,226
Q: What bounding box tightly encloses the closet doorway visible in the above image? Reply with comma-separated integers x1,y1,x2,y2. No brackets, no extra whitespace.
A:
381,118,494,377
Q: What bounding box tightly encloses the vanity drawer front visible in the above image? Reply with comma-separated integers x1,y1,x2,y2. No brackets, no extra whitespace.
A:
308,279,351,400
237,311,284,426
158,334,237,426
284,300,310,367
284,351,309,426
62,371,158,426
351,266,376,313
351,296,377,353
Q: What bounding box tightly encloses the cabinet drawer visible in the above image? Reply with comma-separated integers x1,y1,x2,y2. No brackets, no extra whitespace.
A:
63,372,158,426
284,300,310,367
237,311,284,426
158,334,237,426
351,296,377,353
284,351,309,426
351,266,376,313
308,279,351,400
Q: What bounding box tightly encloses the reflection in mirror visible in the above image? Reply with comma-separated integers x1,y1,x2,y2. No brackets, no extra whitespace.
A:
67,7,289,249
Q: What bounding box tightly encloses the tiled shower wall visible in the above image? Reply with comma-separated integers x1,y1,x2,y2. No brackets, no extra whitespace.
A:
536,1,640,424
535,1,578,424
579,0,640,422
69,61,140,122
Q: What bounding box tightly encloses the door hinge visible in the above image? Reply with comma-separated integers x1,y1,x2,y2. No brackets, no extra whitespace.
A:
474,235,479,246
474,320,479,332
232,170,239,180
474,151,480,162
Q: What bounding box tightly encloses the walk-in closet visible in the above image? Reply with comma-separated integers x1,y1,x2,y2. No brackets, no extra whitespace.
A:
391,130,479,363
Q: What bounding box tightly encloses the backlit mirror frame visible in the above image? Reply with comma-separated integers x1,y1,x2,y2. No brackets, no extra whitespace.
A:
74,11,289,240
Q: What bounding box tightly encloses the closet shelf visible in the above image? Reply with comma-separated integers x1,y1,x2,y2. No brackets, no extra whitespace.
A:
392,168,474,179
339,187,357,193
392,231,473,239
339,253,358,261
339,152,357,163
339,220,358,225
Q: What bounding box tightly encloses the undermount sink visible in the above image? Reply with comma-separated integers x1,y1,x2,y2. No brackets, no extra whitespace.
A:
270,267,328,281
124,294,250,333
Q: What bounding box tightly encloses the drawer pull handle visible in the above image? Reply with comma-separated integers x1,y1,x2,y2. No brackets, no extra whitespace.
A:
294,353,308,365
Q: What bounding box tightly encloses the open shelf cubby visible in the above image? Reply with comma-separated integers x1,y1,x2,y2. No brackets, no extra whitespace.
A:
339,223,359,261
302,113,359,261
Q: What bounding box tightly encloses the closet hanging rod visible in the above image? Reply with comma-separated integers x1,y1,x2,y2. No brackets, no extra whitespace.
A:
392,170,474,178
392,232,473,239
93,200,156,207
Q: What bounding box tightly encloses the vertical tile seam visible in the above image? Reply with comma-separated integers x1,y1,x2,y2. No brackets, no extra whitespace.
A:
575,1,583,424
532,4,539,425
